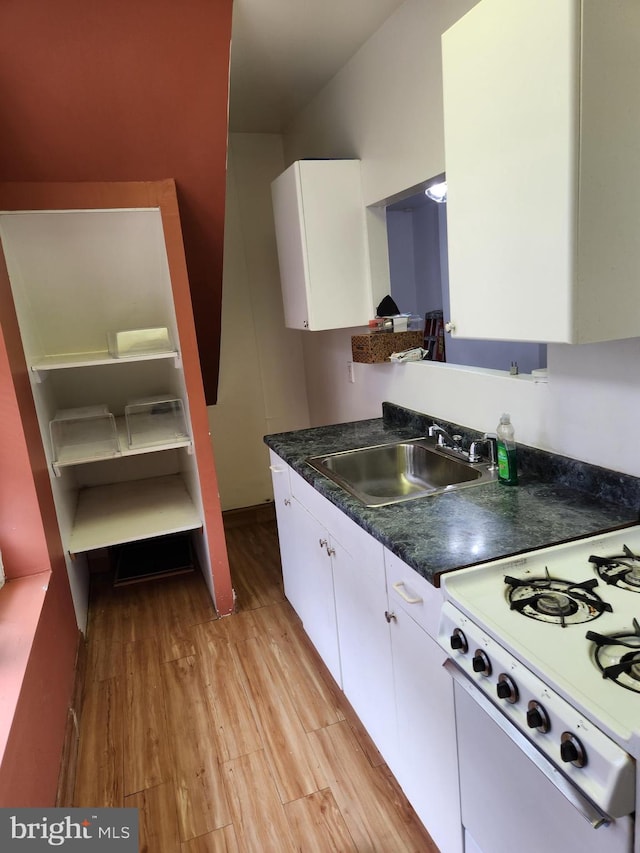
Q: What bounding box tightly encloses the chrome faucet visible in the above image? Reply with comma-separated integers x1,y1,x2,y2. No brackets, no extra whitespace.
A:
469,433,498,468
428,423,464,453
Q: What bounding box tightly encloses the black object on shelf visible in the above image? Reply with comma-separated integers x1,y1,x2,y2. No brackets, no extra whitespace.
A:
112,532,196,586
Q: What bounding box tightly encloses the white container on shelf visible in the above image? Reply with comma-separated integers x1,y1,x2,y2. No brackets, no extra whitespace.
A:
50,405,119,465
107,326,173,358
124,395,189,449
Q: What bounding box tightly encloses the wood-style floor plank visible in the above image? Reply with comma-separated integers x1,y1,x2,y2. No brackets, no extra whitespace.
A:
162,654,232,841
251,601,346,733
310,720,438,852
125,781,181,853
192,622,263,764
221,750,298,853
123,636,171,795
154,571,217,662
224,523,284,610
180,824,239,852
284,787,357,852
234,634,327,803
74,677,123,807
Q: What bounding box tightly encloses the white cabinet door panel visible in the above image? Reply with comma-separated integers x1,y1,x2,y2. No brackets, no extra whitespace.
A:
333,526,395,763
288,496,342,686
391,609,462,853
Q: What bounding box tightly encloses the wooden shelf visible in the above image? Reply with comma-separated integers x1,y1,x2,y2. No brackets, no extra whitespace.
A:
68,474,202,554
52,416,192,474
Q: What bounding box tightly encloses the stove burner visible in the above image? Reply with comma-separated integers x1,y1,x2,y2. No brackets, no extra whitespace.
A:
586,618,640,693
536,592,578,617
505,570,612,627
589,545,640,592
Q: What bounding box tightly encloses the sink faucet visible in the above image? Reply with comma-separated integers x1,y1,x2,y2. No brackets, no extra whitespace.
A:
469,433,498,468
428,423,464,453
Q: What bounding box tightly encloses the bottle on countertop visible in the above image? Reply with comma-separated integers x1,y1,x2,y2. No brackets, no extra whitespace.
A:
496,413,518,485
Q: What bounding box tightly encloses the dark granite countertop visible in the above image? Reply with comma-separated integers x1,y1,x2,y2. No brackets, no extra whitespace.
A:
264,404,640,586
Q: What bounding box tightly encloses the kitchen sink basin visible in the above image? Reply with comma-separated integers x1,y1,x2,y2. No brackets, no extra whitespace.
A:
306,438,497,507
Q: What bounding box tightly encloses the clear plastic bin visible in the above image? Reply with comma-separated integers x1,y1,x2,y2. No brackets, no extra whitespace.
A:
50,405,119,465
107,327,173,358
124,396,189,449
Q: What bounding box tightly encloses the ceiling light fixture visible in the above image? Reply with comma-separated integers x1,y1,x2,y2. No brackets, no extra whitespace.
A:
425,181,448,204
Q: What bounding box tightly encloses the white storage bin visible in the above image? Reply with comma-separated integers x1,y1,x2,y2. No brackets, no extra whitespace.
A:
124,395,189,449
50,405,119,464
107,326,173,358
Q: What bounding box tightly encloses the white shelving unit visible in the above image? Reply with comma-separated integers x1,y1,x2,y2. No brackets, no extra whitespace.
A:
0,201,209,629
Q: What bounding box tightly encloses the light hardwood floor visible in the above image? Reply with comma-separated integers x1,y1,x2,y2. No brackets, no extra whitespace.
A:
73,518,438,852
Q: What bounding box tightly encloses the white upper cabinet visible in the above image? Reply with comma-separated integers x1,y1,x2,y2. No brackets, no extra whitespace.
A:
443,0,640,344
271,160,373,330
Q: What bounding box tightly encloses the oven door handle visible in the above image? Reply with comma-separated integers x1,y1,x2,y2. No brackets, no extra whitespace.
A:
444,660,612,829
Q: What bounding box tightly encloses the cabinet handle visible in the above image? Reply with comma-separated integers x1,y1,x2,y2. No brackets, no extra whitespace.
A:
392,581,423,604
384,610,397,623
283,498,291,506
444,321,456,334
326,546,335,557
269,465,284,472
319,538,328,550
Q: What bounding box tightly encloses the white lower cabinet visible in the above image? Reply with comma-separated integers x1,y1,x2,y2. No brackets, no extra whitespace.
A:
269,450,341,684
331,506,395,762
269,454,462,851
386,551,463,853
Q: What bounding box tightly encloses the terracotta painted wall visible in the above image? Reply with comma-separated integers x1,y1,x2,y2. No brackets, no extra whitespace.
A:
0,267,78,805
0,574,78,806
0,0,233,403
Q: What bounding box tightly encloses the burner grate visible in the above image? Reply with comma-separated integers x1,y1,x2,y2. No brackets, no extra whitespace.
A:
504,569,612,627
589,545,640,592
586,618,640,693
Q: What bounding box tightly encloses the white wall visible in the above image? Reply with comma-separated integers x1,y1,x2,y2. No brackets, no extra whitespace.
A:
279,0,640,478
209,134,311,510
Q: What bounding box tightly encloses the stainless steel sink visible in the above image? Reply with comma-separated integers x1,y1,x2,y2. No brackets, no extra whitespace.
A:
306,438,497,507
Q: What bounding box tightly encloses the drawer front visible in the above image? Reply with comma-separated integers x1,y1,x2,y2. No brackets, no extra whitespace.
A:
385,548,443,639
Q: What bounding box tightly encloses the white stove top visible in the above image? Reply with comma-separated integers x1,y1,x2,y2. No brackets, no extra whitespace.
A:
440,525,640,753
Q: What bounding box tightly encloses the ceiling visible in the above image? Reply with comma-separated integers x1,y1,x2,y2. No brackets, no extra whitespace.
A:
228,0,406,133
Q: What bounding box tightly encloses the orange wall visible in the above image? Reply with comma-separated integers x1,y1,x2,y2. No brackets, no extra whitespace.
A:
0,574,78,806
0,275,78,805
1,0,233,403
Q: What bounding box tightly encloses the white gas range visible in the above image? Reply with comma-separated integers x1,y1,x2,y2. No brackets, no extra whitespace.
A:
438,525,640,853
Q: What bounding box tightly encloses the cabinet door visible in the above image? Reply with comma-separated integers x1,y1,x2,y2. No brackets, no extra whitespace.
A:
269,453,303,615
271,160,372,331
390,609,462,853
288,496,342,686
443,0,578,344
332,524,395,763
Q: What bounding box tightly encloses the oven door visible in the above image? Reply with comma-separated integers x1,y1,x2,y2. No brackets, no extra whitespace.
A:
447,664,634,853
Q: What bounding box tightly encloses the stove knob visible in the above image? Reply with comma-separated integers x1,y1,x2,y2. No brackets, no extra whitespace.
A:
496,674,518,703
450,628,468,653
560,732,587,768
526,701,550,733
472,650,492,676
